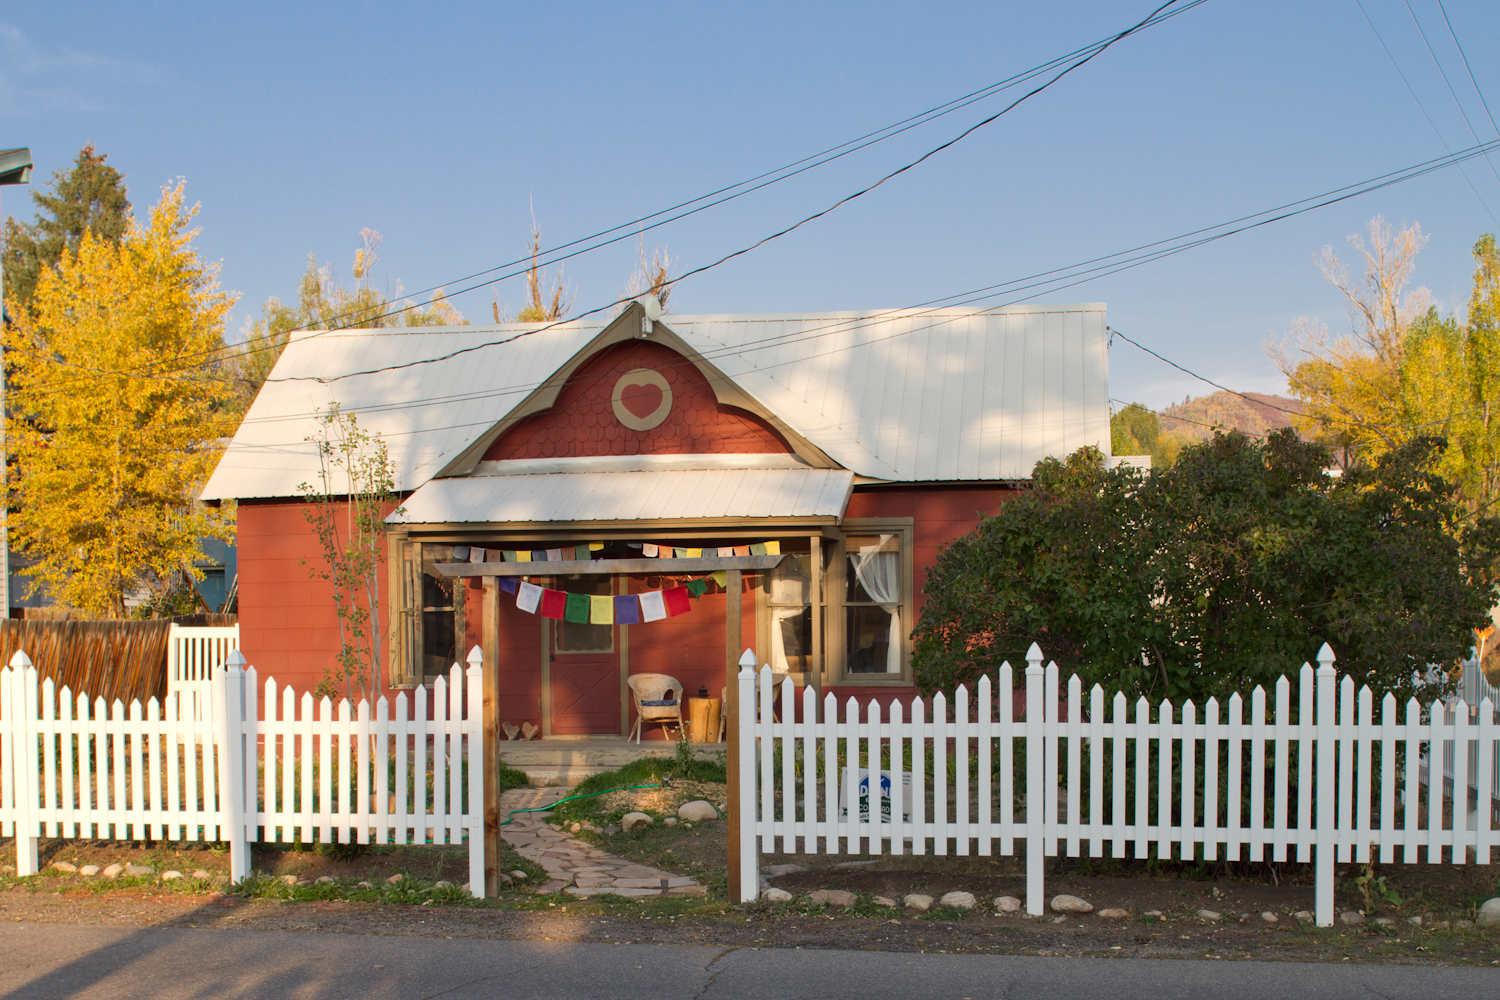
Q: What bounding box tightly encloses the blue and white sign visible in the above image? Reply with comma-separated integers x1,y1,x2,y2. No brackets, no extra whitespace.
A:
837,768,913,823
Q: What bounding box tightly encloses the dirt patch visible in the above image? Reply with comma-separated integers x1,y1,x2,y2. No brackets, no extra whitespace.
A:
589,780,726,820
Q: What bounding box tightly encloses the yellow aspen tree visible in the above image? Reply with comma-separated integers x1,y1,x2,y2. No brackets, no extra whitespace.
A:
5,182,238,617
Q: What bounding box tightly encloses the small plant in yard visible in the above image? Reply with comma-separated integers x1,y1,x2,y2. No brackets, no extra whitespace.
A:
1355,853,1402,913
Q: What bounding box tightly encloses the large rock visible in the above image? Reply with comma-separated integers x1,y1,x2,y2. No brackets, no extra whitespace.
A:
162,871,185,882
1475,898,1500,926
102,863,124,878
762,887,793,903
939,891,976,909
1340,911,1364,925
79,865,100,877
994,895,1021,913
1098,908,1130,919
621,812,654,833
123,864,154,877
904,894,934,912
808,889,856,907
191,870,212,880
1050,894,1093,914
1196,909,1222,921
678,800,718,822
51,861,77,873
873,896,898,907
1293,910,1314,924
1260,912,1278,923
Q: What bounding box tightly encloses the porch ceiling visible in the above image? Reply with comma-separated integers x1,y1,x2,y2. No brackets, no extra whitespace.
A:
387,468,853,525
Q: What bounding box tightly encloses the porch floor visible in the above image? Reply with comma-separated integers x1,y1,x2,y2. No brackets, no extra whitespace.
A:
498,736,724,785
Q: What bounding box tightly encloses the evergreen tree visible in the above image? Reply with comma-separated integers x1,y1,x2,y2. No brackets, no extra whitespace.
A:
2,144,131,319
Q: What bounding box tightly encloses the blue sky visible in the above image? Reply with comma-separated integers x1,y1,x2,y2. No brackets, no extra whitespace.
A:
3,0,1499,410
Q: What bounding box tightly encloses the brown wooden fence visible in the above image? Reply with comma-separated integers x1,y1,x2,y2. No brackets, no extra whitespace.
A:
0,618,232,707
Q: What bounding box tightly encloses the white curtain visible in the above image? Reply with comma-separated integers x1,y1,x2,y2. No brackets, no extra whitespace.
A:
769,556,810,673
849,534,902,673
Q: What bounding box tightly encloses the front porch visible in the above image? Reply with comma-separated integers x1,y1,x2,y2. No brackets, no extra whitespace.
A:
499,736,725,785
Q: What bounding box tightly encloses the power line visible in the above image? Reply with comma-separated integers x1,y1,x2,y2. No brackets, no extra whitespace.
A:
1435,0,1500,138
10,0,1208,401
1402,0,1500,190
1355,0,1500,226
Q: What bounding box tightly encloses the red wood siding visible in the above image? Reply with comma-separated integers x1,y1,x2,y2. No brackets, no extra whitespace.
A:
484,340,791,460
236,500,392,698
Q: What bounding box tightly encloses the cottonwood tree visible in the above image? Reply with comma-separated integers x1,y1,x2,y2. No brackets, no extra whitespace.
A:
5,182,237,616
498,220,574,323
1273,216,1433,464
298,405,403,703
231,229,465,406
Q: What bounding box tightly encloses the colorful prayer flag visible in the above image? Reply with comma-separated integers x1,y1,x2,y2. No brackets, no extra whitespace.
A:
711,570,728,588
517,550,532,563
532,550,547,562
564,593,590,623
451,545,471,561
546,548,563,562
685,579,709,599
749,542,767,556
614,594,641,624
674,547,690,558
589,595,614,624
539,589,567,619
686,548,703,558
517,582,543,614
589,542,604,551
663,585,692,616
502,549,518,562
717,546,734,557
469,547,487,563
499,577,518,595
765,540,781,555
733,545,750,556
639,590,667,621
642,543,658,557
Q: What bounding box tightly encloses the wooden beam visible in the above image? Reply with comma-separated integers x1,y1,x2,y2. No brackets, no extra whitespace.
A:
435,555,787,577
810,534,822,719
726,567,743,904
481,577,501,898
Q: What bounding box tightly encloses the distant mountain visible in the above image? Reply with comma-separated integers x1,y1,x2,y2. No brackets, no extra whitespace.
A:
1158,391,1304,442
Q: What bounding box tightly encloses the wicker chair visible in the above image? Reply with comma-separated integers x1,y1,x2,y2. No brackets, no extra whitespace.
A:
627,673,684,743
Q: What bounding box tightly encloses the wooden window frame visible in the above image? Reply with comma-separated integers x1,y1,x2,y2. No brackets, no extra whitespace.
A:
828,518,915,687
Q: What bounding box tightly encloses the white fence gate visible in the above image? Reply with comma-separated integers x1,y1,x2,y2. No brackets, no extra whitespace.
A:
166,624,239,727
737,644,1498,927
0,647,485,895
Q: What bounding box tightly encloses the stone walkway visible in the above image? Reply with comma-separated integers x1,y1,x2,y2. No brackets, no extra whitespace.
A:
499,786,705,899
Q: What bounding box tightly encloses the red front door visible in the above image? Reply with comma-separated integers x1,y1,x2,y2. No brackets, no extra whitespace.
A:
549,575,620,735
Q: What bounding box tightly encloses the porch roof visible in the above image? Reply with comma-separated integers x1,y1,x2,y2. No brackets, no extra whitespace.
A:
387,468,854,525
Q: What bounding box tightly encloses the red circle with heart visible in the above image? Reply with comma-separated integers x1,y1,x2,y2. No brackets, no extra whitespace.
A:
611,368,673,430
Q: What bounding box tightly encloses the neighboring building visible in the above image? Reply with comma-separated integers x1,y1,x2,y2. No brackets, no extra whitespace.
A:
202,301,1110,735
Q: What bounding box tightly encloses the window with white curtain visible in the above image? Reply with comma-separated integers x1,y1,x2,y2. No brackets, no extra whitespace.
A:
844,533,903,674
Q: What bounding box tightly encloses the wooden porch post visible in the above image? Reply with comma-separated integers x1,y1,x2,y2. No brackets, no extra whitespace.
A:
482,577,501,897
726,567,744,903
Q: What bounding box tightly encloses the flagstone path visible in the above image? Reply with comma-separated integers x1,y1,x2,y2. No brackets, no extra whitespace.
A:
498,786,706,898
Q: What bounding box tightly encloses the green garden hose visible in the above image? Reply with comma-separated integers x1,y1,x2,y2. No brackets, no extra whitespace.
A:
499,781,665,826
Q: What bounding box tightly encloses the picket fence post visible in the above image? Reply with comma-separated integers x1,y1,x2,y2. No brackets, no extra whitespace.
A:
1024,642,1045,915
9,652,39,876
736,655,758,903
1315,644,1337,927
215,650,251,883
465,647,485,898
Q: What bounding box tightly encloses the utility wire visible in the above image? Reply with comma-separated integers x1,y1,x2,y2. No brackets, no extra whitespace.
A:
1435,0,1500,138
10,0,1206,401
1402,0,1500,189
1355,0,1500,226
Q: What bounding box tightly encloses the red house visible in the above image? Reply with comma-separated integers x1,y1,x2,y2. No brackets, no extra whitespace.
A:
203,301,1109,736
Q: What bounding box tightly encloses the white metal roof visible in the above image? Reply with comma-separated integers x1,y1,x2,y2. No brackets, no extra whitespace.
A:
202,303,1108,500
387,469,855,524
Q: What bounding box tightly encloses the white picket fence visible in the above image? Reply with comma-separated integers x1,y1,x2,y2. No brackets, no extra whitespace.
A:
0,647,485,895
737,644,1499,927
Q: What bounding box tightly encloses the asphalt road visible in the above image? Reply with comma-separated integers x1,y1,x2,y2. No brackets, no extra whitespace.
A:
1,922,1494,1000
